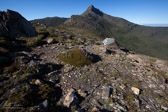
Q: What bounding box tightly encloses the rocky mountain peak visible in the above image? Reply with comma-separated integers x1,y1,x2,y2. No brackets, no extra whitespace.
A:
82,5,104,16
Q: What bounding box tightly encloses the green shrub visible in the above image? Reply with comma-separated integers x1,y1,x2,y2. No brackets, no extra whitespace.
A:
17,35,44,47
58,49,92,67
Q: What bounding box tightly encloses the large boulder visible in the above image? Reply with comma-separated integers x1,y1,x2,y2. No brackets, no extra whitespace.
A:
0,9,37,38
103,38,119,50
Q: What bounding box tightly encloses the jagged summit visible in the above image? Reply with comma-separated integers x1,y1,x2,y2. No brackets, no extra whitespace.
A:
82,5,104,16
87,5,95,10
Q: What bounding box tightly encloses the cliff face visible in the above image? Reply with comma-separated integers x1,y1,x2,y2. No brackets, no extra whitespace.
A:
0,9,37,38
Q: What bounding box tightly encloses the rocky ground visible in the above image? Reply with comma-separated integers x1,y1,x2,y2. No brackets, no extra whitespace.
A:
1,9,167,112
0,32,168,112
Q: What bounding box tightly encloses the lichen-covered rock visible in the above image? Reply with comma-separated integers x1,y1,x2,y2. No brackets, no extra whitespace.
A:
0,9,37,38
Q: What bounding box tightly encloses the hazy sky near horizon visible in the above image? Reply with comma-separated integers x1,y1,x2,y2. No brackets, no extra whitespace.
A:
0,0,168,24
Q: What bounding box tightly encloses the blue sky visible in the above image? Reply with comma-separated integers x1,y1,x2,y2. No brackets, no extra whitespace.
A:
0,0,168,25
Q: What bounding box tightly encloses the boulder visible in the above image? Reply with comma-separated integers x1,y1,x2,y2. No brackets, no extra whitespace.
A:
102,38,119,53
103,38,115,46
0,9,37,38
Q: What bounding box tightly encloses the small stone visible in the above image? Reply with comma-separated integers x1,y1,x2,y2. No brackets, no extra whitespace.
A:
119,85,125,90
161,106,168,111
64,89,78,107
48,70,58,76
146,105,151,109
92,107,99,111
131,87,140,95
47,38,54,44
39,99,48,111
35,79,44,85
135,57,142,63
115,102,127,111
77,89,87,97
102,86,111,99
75,109,84,112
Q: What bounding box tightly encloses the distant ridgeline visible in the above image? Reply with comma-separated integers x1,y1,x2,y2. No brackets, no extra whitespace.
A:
32,5,168,60
144,24,168,27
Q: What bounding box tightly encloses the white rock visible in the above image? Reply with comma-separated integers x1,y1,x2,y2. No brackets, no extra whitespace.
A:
103,38,115,46
131,87,140,95
47,38,54,44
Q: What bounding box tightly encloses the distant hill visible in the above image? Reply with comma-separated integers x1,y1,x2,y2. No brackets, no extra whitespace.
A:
31,17,68,27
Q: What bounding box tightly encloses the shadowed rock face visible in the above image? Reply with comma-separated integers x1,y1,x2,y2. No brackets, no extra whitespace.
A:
0,9,37,38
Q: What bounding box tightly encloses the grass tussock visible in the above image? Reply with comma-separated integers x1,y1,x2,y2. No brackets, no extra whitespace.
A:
58,49,92,67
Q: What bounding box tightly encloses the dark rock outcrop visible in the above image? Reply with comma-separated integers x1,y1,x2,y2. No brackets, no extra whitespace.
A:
0,9,37,38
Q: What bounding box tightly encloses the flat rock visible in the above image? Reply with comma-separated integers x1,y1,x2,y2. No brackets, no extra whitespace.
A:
102,86,111,99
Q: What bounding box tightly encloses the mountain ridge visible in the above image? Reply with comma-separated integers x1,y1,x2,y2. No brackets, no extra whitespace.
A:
31,5,168,60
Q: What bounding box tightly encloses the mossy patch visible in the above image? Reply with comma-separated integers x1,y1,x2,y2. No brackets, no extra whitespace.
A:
58,49,92,67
